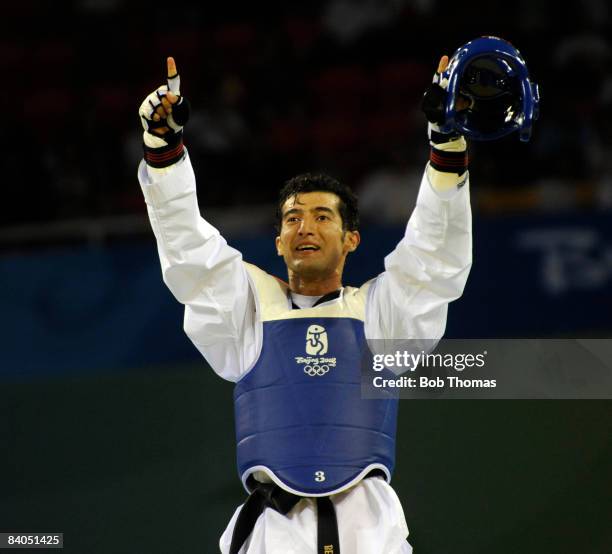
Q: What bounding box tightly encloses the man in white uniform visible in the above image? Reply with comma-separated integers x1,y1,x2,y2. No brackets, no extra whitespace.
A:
137,56,471,554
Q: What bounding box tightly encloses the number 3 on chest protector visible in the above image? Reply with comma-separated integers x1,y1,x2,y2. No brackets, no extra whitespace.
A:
314,471,326,482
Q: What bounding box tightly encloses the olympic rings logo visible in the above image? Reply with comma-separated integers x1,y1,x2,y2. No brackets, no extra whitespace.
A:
304,364,330,377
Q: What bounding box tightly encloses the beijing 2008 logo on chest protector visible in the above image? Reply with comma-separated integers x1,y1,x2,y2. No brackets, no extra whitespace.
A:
295,324,337,376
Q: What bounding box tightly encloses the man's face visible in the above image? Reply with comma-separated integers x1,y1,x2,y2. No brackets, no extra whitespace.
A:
276,191,360,281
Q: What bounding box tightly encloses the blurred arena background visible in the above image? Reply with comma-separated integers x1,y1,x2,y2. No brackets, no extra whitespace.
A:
2,0,611,552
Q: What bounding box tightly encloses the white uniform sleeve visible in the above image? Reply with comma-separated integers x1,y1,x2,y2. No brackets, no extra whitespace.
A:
137,153,259,382
365,164,472,342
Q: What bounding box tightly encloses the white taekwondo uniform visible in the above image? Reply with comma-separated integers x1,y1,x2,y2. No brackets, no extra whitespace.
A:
138,151,472,554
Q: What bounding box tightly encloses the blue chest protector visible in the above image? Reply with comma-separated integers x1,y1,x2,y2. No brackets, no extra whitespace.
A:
233,265,398,496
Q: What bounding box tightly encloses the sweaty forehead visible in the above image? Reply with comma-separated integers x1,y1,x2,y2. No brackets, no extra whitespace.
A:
283,191,341,213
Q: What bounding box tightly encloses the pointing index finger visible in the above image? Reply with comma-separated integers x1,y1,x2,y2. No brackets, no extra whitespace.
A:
166,56,181,94
167,57,177,79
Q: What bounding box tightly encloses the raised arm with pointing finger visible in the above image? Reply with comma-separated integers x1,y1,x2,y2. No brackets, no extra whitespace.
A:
137,55,472,554
139,57,190,167
138,58,256,380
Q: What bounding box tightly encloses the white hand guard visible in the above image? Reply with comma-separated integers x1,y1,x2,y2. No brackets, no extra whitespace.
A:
138,70,190,168
138,72,185,148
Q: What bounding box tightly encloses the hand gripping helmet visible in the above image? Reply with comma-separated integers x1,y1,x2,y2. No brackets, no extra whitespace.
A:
438,36,540,142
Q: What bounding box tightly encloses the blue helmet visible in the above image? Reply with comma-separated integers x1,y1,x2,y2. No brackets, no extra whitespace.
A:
440,36,540,142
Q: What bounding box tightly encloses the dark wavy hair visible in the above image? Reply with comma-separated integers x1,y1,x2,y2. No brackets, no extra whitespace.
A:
276,173,359,233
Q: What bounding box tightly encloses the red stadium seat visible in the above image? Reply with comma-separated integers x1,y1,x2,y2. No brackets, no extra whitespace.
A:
267,117,308,154
375,60,429,106
310,116,362,154
364,110,416,144
23,88,74,141
93,85,133,130
284,17,322,53
212,23,258,68
309,66,371,114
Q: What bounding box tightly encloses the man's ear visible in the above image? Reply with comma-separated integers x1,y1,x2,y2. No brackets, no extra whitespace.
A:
345,230,361,253
275,235,283,256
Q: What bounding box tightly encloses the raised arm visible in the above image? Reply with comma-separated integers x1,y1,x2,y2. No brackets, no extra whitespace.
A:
365,56,472,342
137,58,258,381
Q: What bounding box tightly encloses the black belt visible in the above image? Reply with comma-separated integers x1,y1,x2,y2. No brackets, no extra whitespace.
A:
229,471,385,554
229,480,339,554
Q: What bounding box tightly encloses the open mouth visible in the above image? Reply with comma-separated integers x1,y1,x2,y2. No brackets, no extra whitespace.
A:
295,245,320,252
